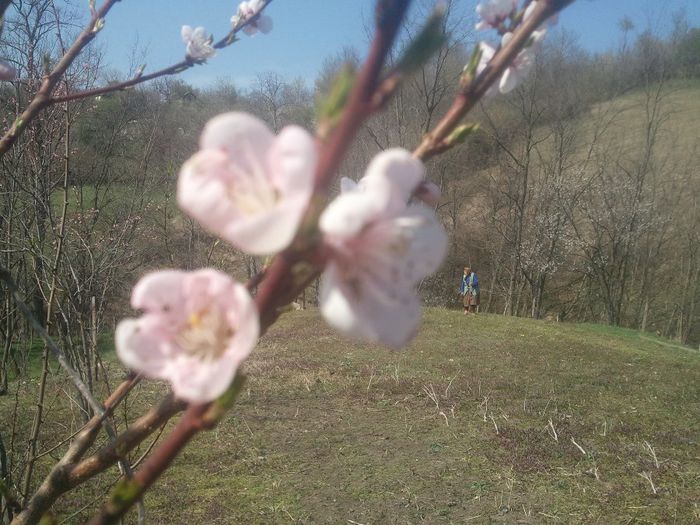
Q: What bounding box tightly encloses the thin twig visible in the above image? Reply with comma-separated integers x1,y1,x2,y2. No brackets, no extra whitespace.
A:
0,265,103,416
643,440,659,469
547,419,558,442
129,423,168,470
639,471,658,494
570,436,586,456
0,0,121,156
49,0,274,105
11,376,142,525
86,375,244,525
412,0,575,161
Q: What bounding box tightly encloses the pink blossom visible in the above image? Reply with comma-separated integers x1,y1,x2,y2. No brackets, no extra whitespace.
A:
475,0,518,30
0,60,16,81
319,149,447,348
476,41,499,97
232,0,273,35
476,28,545,95
413,180,441,207
178,112,316,255
116,269,259,403
498,29,545,93
181,25,216,60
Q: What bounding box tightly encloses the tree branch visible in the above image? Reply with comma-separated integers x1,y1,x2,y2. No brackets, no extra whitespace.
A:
0,0,122,157
10,375,142,525
48,0,274,105
413,0,575,161
0,265,104,418
255,0,412,330
82,2,412,523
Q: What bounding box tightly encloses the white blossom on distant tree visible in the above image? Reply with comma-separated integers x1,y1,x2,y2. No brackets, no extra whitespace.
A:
498,29,545,93
477,28,546,94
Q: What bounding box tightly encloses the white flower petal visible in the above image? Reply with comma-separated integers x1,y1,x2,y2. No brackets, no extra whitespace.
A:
340,177,358,193
499,67,519,93
192,27,208,41
362,206,448,287
320,262,422,348
256,15,273,34
320,191,383,239
115,318,175,377
131,270,186,318
361,149,424,212
222,195,307,254
181,25,193,43
200,112,274,172
267,125,316,196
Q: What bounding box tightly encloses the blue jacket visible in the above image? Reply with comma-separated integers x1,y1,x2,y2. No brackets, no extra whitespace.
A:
460,272,479,295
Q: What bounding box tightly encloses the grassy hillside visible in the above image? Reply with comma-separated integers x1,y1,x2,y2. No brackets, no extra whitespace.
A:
4,309,698,524
581,79,700,155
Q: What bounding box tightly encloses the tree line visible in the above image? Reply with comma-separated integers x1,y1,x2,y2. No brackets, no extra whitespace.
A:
1,2,699,402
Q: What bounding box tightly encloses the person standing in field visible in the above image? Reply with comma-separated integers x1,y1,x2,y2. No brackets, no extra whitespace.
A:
460,266,480,315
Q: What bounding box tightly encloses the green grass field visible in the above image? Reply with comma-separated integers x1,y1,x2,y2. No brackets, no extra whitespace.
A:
4,309,698,524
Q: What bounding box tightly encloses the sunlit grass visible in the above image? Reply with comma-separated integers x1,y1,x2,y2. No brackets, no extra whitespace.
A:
4,309,698,523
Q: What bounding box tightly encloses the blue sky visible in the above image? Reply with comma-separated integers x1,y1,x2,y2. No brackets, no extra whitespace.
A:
93,0,700,89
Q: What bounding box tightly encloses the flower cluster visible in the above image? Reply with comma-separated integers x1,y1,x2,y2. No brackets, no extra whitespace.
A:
181,26,216,61
474,0,553,94
181,1,272,62
231,0,273,35
319,150,447,348
178,113,316,255
117,46,446,400
117,269,259,402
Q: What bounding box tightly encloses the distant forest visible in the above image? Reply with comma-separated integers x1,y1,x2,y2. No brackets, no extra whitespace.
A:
1,0,699,400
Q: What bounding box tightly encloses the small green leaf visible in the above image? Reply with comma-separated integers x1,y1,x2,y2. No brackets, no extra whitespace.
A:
111,478,141,507
446,122,480,146
395,5,447,75
316,64,356,130
462,44,483,84
92,18,105,33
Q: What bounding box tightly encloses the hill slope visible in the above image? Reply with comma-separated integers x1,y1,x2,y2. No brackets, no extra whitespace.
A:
102,312,700,522
6,310,699,523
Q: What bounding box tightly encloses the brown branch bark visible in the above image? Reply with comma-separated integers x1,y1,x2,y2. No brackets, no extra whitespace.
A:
0,0,121,157
413,0,575,161
47,0,274,105
83,2,412,523
10,376,143,525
